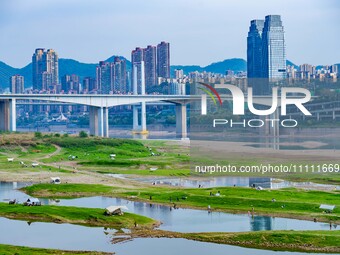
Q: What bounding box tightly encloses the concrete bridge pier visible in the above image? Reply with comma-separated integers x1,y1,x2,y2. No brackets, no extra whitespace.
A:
260,108,279,137
0,99,16,132
132,103,148,134
175,103,187,139
89,106,109,137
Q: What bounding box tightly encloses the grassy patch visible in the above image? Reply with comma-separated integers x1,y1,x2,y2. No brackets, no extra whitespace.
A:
183,230,340,253
0,244,109,255
0,202,157,229
24,184,340,223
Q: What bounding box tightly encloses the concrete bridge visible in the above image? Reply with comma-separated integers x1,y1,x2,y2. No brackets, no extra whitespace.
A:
0,94,191,138
0,92,318,138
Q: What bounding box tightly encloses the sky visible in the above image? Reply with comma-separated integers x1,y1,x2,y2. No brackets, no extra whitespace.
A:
0,0,339,68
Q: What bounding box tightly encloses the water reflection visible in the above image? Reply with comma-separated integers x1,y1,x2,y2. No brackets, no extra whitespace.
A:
0,217,333,255
107,175,340,190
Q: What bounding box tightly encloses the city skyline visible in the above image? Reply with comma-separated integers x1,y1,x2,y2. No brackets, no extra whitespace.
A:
0,0,339,68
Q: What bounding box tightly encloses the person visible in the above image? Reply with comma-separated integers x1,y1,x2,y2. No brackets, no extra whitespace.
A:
149,195,152,200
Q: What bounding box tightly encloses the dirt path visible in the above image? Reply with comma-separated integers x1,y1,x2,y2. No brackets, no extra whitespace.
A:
37,144,62,160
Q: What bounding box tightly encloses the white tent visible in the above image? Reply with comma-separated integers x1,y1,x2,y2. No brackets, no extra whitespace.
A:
50,177,61,184
320,204,335,211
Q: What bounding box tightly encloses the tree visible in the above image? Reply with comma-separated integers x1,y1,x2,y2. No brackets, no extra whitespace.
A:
34,132,42,139
79,131,88,138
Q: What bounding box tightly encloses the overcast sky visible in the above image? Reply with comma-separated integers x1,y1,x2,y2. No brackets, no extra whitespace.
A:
1,0,339,68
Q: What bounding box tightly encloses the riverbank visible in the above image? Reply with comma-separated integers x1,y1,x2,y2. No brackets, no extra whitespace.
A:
23,183,340,224
128,229,340,253
184,230,340,253
0,244,110,255
0,202,158,229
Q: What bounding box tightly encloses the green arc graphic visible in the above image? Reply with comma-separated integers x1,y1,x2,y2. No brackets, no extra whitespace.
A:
198,87,217,106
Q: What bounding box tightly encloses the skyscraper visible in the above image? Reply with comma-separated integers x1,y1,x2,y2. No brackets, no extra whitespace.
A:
131,42,171,93
247,20,264,79
95,58,127,94
9,75,24,93
112,57,127,93
262,15,286,82
96,61,112,94
61,74,80,93
157,41,170,79
32,48,59,92
247,15,286,95
144,45,157,87
83,77,97,93
131,47,145,94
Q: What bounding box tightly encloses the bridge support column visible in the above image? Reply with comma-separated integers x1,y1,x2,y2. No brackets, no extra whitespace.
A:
141,102,147,133
271,109,279,137
89,106,99,136
133,105,139,130
0,99,16,132
260,109,279,137
132,103,148,134
176,104,187,139
90,106,109,137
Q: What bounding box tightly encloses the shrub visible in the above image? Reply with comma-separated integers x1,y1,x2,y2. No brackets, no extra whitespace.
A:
34,132,42,139
79,131,88,138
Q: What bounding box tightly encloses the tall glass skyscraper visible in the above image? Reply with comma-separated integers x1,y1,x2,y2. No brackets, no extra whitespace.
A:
247,15,286,95
262,15,286,82
247,20,264,79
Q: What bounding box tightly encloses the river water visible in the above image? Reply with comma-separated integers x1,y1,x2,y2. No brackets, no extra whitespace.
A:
0,182,335,233
0,182,337,254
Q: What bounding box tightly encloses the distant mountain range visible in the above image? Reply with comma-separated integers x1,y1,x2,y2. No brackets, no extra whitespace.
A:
0,57,338,89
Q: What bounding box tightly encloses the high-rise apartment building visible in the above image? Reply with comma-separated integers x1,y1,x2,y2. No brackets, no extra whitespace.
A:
174,69,184,79
32,48,59,91
262,15,286,81
144,45,157,87
61,74,80,93
131,42,170,94
112,57,127,93
95,57,127,94
82,77,97,93
9,75,24,94
96,61,112,94
157,41,170,79
131,47,145,94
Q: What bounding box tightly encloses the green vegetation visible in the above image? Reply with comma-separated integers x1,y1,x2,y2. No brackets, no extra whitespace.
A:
79,130,88,138
0,244,109,255
183,230,340,253
0,133,189,176
24,184,340,223
0,202,157,229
